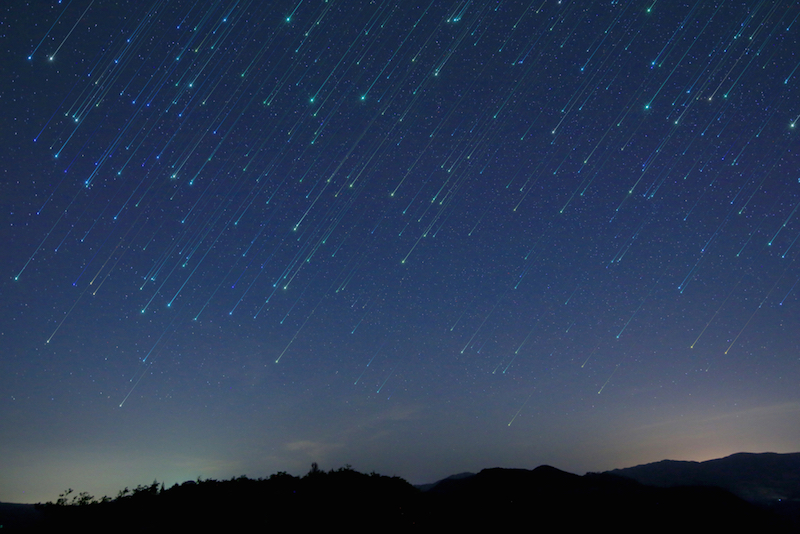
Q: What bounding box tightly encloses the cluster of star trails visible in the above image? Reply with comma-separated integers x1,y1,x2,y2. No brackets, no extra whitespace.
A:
15,0,800,415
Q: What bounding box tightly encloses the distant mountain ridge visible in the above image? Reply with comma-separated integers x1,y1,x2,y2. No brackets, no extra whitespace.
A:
607,452,800,528
413,471,475,492
608,452,800,501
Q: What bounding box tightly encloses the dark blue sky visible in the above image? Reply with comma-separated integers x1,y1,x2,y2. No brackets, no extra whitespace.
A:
2,0,799,503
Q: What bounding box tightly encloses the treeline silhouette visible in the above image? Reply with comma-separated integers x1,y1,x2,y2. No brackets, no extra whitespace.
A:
35,464,420,531
27,464,790,532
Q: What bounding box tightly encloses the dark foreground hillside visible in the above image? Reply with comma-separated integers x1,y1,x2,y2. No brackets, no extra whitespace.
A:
3,464,791,532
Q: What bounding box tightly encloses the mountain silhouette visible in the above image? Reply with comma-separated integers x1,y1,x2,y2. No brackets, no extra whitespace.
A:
419,464,788,531
608,452,800,529
1,454,796,532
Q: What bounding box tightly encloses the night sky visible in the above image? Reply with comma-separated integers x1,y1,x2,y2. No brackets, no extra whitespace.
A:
2,0,800,504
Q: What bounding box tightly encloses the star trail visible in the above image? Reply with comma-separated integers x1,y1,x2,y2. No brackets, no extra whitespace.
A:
1,0,799,503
